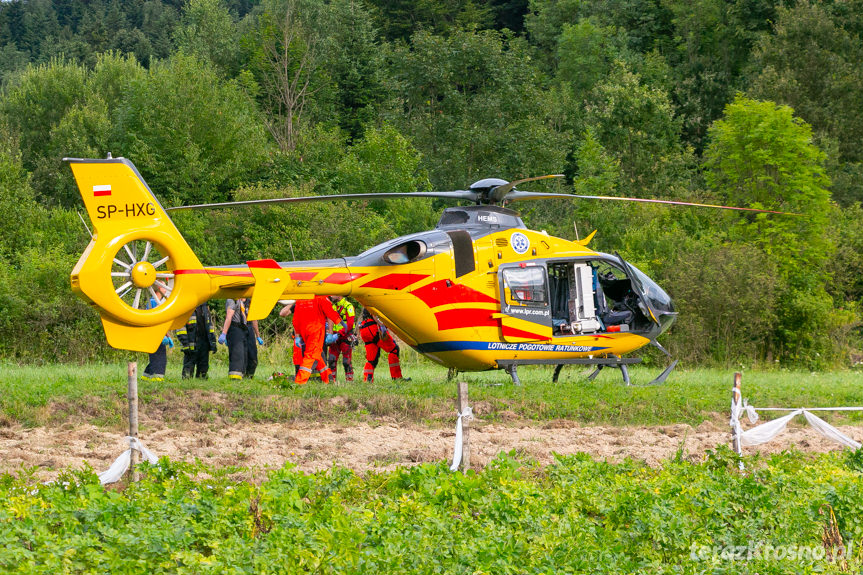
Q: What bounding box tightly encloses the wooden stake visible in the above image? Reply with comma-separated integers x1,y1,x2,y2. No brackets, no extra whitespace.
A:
456,380,470,472
127,361,139,482
731,372,743,461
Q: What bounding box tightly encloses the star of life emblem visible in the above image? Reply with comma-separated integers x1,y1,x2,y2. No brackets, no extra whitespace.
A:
511,232,530,254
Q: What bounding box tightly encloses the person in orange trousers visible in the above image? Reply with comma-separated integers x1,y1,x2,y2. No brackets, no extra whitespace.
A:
282,296,343,384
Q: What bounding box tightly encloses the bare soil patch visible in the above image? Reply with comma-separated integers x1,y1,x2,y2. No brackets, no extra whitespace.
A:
2,415,861,482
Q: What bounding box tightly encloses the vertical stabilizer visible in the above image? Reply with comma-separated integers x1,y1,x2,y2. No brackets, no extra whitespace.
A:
67,157,213,352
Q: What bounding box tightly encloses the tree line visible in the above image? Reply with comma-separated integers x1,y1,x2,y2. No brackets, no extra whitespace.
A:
0,0,861,368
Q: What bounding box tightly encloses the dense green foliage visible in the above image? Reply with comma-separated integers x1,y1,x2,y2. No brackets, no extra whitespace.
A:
2,450,863,573
1,0,862,366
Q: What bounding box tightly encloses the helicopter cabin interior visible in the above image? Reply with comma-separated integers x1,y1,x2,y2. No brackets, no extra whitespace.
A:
500,259,651,336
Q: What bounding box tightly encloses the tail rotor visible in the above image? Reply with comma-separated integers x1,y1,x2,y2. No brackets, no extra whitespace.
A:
110,238,175,309
66,156,213,352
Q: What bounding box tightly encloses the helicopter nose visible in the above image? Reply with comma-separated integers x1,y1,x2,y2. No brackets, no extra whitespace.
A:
650,288,677,334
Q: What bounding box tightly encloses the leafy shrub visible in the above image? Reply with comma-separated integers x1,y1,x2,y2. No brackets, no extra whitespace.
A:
2,451,861,573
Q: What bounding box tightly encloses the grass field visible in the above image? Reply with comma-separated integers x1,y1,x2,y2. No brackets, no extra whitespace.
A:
2,350,863,430
3,356,863,572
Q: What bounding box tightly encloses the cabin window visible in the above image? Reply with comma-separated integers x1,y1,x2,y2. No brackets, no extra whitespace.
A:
383,240,427,264
502,266,548,307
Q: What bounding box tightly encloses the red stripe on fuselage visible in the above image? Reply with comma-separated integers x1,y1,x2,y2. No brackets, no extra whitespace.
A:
411,279,498,308
500,326,548,340
435,308,498,331
361,273,428,290
203,269,254,277
173,269,209,275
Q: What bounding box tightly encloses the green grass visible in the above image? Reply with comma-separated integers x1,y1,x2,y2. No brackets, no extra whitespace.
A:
3,358,863,573
2,351,863,429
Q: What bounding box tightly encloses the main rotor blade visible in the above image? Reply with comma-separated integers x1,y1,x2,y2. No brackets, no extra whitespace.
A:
503,191,802,215
166,190,478,211
490,174,564,203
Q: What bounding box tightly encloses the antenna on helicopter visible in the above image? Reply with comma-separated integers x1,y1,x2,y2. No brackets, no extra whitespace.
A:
77,211,93,239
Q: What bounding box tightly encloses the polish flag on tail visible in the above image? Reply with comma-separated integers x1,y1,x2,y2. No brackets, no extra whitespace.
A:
93,185,111,197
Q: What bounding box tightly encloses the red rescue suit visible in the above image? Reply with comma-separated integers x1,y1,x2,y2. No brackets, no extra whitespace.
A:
359,316,403,382
293,296,342,384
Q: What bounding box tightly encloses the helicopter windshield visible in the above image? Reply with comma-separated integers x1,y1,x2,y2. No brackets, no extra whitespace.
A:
625,262,674,316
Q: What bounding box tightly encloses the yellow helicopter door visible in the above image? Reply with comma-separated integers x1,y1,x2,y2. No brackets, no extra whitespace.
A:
496,263,553,342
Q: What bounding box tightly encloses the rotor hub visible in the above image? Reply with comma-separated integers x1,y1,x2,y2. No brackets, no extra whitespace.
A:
131,261,157,288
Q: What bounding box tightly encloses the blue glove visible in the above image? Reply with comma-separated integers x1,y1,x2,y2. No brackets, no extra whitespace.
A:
324,333,339,346
218,333,226,345
256,336,264,346
162,336,173,348
294,335,304,348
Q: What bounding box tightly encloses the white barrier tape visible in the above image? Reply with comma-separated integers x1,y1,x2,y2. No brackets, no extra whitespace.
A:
802,411,862,449
752,406,863,411
738,409,801,447
732,403,862,450
730,397,758,452
449,407,474,472
98,436,159,485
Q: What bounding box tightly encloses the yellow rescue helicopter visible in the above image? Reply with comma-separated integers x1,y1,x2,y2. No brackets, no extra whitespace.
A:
66,156,790,384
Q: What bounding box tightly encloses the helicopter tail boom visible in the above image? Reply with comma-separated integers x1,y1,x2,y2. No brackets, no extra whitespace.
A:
67,157,213,352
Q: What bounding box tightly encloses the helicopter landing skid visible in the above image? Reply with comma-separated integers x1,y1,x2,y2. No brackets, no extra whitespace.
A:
497,357,642,386
585,363,631,385
555,358,679,386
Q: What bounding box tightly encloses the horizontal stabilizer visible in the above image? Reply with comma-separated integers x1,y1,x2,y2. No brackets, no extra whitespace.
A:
247,259,289,320
171,312,194,331
101,314,176,354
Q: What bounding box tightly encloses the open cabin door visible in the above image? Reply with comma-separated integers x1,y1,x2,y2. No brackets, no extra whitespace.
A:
615,252,661,326
496,263,553,342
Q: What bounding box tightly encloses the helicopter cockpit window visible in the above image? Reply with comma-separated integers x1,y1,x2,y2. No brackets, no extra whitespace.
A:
502,267,548,307
383,240,427,264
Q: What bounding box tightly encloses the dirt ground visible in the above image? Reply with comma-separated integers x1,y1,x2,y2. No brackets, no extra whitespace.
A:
2,414,861,482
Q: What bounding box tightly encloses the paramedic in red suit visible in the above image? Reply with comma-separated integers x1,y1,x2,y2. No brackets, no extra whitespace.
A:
280,302,324,377
359,309,409,382
289,296,343,384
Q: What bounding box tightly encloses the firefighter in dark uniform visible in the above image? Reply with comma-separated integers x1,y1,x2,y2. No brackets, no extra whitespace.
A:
218,298,260,379
176,302,217,379
245,298,263,379
142,285,172,381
